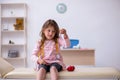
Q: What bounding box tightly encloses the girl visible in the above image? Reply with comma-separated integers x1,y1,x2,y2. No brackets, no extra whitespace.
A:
31,19,70,80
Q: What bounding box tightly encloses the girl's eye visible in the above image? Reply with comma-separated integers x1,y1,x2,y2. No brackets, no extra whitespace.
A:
48,30,51,32
47,29,55,33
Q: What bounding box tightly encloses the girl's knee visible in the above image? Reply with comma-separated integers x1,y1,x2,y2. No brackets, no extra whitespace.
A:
39,67,46,72
50,66,57,71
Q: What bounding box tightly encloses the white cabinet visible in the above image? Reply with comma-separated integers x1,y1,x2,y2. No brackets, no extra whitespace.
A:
0,3,27,67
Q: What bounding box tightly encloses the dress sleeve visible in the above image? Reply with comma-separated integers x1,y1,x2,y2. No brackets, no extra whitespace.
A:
59,34,70,48
31,40,41,64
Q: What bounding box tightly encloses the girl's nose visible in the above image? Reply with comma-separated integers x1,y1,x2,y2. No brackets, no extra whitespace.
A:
49,31,53,35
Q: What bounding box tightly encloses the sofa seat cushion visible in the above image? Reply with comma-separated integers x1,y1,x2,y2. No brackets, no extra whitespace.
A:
3,68,36,79
3,67,120,79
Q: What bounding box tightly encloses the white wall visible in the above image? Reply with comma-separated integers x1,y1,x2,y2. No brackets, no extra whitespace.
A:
1,0,120,70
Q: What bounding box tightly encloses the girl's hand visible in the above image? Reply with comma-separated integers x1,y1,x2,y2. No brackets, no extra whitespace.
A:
60,28,66,34
37,58,47,64
60,28,68,39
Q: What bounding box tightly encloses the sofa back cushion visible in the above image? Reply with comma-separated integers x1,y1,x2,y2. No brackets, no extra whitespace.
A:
0,57,14,77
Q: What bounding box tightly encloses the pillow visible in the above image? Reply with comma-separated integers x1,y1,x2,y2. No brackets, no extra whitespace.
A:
0,57,15,77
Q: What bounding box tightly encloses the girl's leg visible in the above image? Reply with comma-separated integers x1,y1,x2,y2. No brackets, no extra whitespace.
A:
50,66,58,80
37,67,46,80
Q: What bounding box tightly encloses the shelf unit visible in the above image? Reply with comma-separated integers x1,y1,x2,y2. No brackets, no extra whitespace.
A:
0,3,27,67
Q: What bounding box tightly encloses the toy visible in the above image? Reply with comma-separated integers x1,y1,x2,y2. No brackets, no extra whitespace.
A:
13,18,24,30
9,40,14,44
8,50,19,58
67,65,75,71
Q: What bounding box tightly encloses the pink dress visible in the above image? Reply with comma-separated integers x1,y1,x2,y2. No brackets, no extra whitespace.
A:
31,35,70,71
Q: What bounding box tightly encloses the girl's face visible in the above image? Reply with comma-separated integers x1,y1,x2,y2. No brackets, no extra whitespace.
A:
43,26,56,40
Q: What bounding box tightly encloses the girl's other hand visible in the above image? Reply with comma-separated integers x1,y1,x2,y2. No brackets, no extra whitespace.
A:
60,28,68,39
60,28,66,34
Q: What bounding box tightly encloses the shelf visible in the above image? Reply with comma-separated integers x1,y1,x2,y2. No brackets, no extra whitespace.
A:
1,3,27,18
2,30,24,33
61,48,94,51
1,3,26,5
4,57,25,60
1,16,26,19
2,44,25,46
0,3,27,67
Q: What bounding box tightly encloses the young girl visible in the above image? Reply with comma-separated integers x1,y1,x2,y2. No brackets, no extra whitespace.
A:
31,19,70,80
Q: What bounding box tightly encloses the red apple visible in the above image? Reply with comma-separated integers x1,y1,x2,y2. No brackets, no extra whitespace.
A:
72,66,75,70
67,65,75,71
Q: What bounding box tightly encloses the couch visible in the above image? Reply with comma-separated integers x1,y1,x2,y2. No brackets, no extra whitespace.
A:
0,57,120,80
